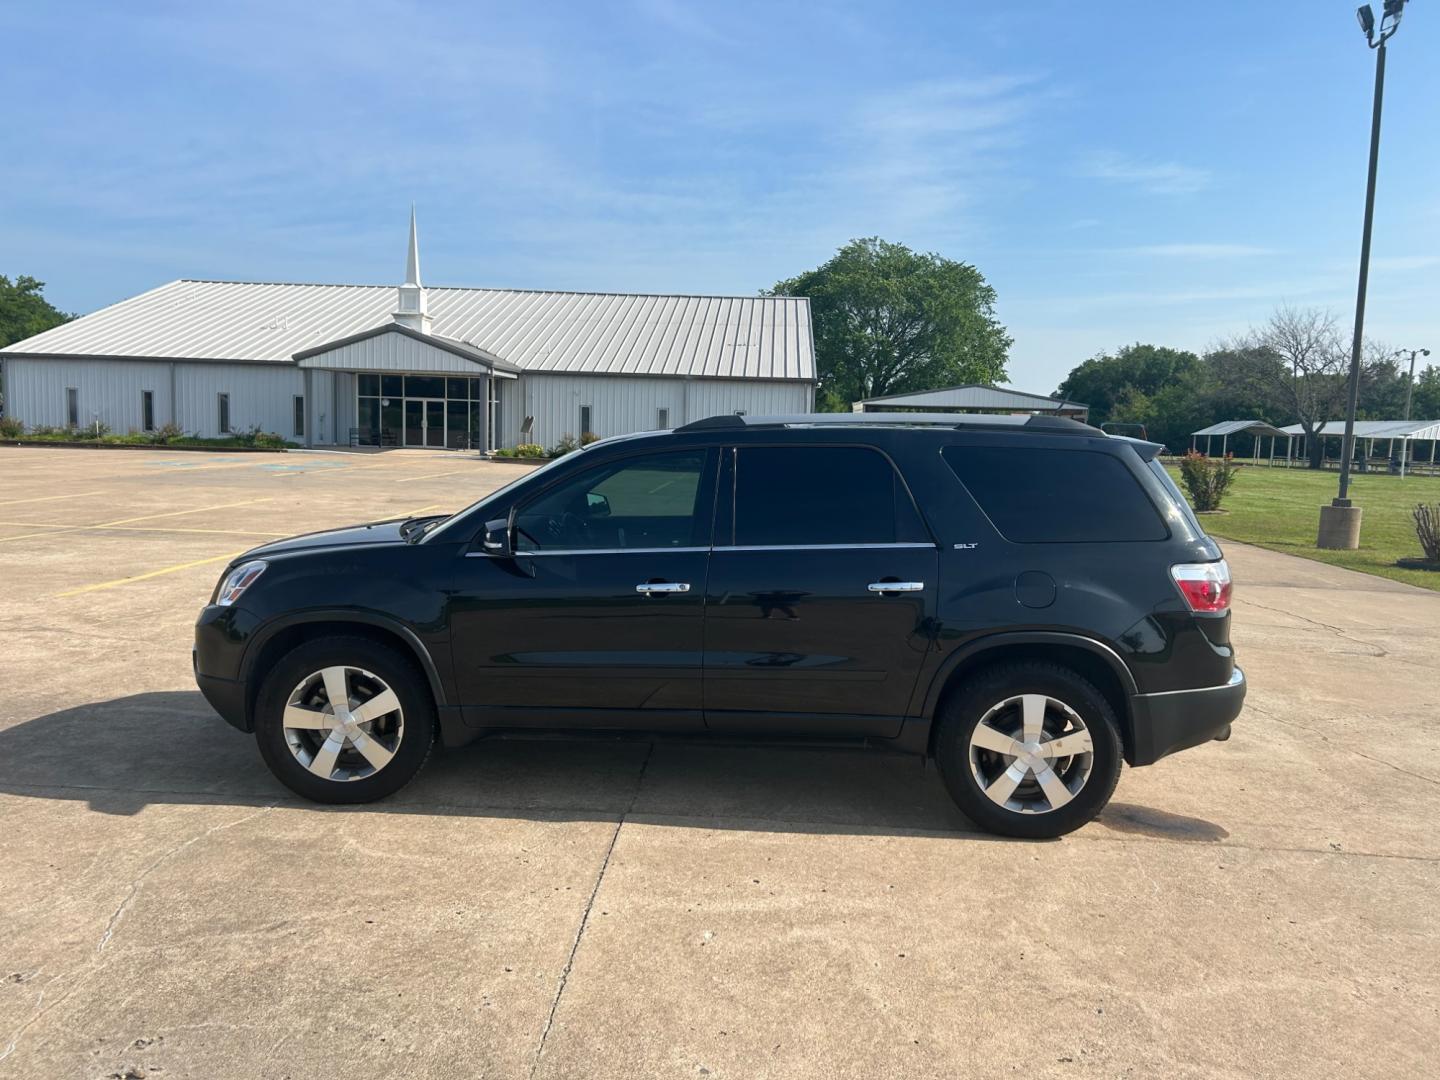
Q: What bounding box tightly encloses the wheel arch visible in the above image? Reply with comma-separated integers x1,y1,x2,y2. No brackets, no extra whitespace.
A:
240,612,447,731
920,633,1137,761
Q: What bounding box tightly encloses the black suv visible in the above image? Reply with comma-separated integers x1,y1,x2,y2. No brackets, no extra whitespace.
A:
194,413,1244,838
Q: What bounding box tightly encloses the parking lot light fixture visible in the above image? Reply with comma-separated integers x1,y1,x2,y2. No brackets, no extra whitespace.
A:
1319,0,1412,551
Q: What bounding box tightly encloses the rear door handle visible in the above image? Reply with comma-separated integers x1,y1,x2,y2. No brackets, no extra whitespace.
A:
636,582,691,595
868,581,925,593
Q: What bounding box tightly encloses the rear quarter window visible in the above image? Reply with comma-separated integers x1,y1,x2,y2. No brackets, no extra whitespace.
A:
942,445,1169,543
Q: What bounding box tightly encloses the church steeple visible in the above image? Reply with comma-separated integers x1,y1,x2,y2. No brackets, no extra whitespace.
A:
393,205,431,333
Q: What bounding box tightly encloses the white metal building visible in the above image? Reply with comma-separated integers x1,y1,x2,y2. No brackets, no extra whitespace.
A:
852,384,1088,422
0,214,816,450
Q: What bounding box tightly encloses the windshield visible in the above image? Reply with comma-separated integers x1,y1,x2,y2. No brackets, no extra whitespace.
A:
419,452,577,544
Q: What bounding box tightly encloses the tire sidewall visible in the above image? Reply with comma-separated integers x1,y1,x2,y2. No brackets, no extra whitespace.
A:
935,663,1123,839
254,636,435,803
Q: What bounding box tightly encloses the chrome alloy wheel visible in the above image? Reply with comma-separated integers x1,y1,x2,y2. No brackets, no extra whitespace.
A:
281,666,405,782
967,693,1094,815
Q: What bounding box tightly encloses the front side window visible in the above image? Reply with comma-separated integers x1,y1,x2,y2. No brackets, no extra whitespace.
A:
141,390,155,432
514,450,708,552
218,393,231,434
66,387,79,428
293,396,305,438
580,405,592,437
943,445,1168,543
731,445,922,547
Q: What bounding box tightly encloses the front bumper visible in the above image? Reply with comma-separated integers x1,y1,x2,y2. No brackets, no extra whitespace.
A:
194,602,253,733
1127,666,1245,766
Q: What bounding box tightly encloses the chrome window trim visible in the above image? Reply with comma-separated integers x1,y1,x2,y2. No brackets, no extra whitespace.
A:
465,546,710,558
718,542,937,552
463,541,938,558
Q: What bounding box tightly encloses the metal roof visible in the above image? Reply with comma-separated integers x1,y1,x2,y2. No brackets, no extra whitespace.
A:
854,384,1086,411
2,279,814,382
1279,419,1440,439
1191,420,1289,438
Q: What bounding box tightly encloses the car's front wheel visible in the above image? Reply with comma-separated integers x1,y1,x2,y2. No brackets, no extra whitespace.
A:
254,636,435,803
934,662,1123,839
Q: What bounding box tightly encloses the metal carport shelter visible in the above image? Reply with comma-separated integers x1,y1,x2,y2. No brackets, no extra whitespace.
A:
1280,419,1440,476
1190,420,1290,463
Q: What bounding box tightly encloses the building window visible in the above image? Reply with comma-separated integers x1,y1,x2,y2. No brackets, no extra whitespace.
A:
656,407,670,430
217,393,231,434
65,387,79,428
293,396,305,439
580,405,592,437
141,390,155,432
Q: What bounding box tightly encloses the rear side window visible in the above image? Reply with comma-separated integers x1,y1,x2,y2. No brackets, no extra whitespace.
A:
942,445,1168,543
732,445,924,546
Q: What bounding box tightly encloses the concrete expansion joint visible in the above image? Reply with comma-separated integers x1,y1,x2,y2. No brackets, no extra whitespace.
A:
529,742,655,1076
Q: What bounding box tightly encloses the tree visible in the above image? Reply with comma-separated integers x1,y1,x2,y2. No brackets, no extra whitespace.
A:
768,238,1010,409
1055,343,1202,437
1227,307,1349,469
0,275,71,349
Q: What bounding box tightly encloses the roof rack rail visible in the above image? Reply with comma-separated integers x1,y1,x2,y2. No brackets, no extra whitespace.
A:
674,412,1099,434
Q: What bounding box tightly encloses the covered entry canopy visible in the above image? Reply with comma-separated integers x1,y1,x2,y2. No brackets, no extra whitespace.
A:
295,323,519,450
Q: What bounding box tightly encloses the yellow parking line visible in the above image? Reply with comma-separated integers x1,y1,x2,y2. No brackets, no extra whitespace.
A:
0,520,285,538
0,491,104,507
56,551,245,598
0,497,275,544
396,470,469,483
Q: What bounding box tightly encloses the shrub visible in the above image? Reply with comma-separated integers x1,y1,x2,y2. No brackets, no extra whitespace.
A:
0,416,23,438
1415,504,1440,563
251,431,289,449
149,422,185,444
1178,451,1238,512
515,442,547,459
549,434,579,457
579,431,600,446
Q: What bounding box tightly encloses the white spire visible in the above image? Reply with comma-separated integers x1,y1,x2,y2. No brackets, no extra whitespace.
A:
393,204,431,333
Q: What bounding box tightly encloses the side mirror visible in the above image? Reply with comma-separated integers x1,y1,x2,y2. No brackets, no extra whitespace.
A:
481,518,513,557
585,492,612,518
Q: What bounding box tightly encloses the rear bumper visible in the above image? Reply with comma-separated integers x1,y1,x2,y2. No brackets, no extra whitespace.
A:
1127,666,1245,766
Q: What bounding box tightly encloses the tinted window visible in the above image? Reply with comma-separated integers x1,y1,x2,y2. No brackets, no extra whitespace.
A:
515,451,708,552
942,446,1167,543
733,446,917,546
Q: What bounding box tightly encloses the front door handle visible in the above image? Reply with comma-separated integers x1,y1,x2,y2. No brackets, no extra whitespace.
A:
636,582,691,595
868,581,925,593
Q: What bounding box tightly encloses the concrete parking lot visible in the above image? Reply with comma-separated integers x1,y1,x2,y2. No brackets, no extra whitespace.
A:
0,445,1436,1080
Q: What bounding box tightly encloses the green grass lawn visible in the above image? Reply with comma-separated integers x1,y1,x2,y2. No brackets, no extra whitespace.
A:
1166,463,1440,591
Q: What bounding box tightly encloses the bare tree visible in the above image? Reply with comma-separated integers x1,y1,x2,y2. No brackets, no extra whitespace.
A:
1231,307,1349,468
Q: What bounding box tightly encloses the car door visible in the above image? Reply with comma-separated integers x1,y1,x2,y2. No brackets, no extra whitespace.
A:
448,446,717,731
702,443,937,737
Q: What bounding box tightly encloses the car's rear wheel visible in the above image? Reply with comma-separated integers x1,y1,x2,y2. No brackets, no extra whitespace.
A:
934,662,1123,839
254,636,434,803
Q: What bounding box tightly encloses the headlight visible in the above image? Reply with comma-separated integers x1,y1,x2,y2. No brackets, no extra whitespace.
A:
216,560,268,606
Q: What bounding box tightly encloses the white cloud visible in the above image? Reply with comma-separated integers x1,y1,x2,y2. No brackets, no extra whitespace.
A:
1122,243,1277,258
1079,152,1211,194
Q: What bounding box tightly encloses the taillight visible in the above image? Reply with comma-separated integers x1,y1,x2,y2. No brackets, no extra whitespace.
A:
1171,559,1232,613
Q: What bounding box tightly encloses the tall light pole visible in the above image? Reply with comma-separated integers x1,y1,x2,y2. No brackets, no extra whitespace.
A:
1318,0,1412,550
1401,347,1431,421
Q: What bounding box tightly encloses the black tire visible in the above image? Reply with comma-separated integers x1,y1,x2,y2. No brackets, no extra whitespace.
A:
254,635,435,804
933,661,1123,839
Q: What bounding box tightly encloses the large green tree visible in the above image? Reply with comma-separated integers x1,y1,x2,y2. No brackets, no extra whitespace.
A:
0,275,71,348
1055,343,1202,433
769,238,1010,410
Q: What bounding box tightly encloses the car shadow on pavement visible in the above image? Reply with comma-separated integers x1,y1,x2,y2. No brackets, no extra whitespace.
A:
0,691,1229,842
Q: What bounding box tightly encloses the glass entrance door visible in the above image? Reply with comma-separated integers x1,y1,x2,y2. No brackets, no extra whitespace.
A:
424,400,445,447
404,400,424,446
403,399,447,447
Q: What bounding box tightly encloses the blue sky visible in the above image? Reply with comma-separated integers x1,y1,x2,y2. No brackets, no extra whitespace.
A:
3,1,1437,393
